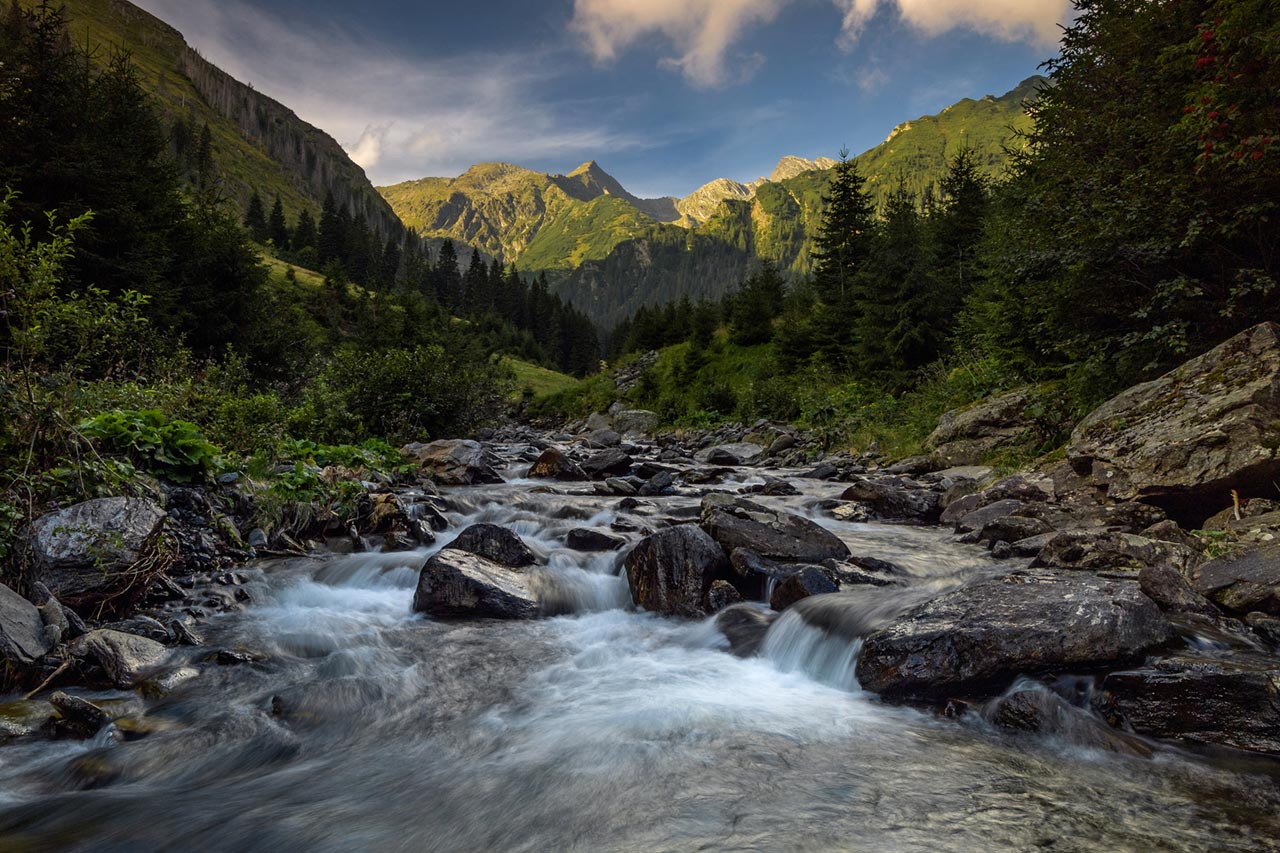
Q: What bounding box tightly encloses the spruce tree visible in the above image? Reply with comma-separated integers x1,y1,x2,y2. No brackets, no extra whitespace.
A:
435,240,462,310
810,150,876,367
268,195,289,249
318,192,345,265
292,208,318,251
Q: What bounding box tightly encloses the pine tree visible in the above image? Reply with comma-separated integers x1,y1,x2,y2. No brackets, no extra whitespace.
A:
195,122,213,188
243,192,267,242
318,192,345,265
435,240,462,310
730,263,786,346
292,208,318,251
268,195,289,249
810,150,877,367
462,249,488,317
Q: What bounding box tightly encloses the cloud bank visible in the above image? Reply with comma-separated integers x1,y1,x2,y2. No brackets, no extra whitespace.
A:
571,0,1072,86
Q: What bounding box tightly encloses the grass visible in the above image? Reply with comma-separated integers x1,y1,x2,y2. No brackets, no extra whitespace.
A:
504,358,579,402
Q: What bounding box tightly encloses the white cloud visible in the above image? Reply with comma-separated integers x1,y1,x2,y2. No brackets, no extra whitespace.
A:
348,124,390,171
131,0,653,185
570,0,788,88
570,0,1070,86
833,0,1073,49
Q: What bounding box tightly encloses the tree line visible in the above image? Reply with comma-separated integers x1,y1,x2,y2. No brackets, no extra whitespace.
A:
606,0,1279,414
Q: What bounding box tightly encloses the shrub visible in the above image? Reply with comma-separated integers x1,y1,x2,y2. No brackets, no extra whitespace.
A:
78,409,220,482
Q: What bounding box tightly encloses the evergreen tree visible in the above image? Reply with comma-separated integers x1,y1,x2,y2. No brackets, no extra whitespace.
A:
730,263,786,346
462,249,488,317
195,122,214,188
292,208,318,251
434,240,462,310
809,150,877,367
318,191,345,265
268,195,289,249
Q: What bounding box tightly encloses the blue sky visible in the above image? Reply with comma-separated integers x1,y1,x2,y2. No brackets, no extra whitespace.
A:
133,0,1071,198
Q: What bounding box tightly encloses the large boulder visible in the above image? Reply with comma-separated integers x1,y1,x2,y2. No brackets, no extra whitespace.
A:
0,583,53,667
925,386,1042,466
857,572,1176,701
1100,656,1280,756
624,525,730,618
27,498,166,602
449,524,537,568
839,478,940,523
770,566,839,611
527,448,587,482
401,440,502,486
1067,322,1280,526
412,549,539,619
581,448,633,480
701,496,850,563
1191,542,1280,616
71,629,169,688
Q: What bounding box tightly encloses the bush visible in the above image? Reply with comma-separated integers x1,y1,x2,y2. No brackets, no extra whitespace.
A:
78,409,220,482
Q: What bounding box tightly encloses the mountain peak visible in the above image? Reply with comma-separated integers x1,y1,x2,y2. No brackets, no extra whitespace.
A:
569,160,604,176
769,155,837,183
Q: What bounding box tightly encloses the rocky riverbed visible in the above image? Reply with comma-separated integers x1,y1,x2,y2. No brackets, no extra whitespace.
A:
2,324,1280,850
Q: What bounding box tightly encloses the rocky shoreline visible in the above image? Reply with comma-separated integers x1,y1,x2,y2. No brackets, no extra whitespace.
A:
3,323,1280,765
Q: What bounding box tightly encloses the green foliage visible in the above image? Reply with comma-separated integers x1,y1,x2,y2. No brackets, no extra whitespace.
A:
78,409,220,482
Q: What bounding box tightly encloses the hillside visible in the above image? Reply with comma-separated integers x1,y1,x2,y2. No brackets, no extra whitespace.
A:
40,0,403,239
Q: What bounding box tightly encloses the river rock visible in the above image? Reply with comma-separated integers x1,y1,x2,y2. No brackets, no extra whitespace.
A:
839,478,940,523
413,549,539,619
585,412,612,432
588,429,621,449
925,386,1042,466
1032,530,1203,574
984,685,1152,757
1067,322,1280,526
950,499,1026,534
977,515,1054,545
1190,542,1280,615
50,691,113,738
694,444,763,466
566,528,625,552
581,448,633,480
624,525,730,618
715,605,777,657
638,470,677,497
26,498,166,601
614,410,660,436
1138,565,1218,618
706,580,743,612
1100,656,1280,756
449,524,536,568
770,566,838,611
401,440,502,486
857,571,1176,701
527,448,587,482
72,629,169,688
701,496,850,563
0,584,53,669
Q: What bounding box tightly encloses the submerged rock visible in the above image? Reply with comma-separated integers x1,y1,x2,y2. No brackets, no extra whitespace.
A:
449,524,537,568
700,496,850,563
624,525,730,618
857,572,1176,701
1067,322,1280,526
413,549,539,619
714,605,777,657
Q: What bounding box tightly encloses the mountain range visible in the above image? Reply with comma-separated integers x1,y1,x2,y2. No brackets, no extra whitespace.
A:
379,76,1044,324
45,0,1045,328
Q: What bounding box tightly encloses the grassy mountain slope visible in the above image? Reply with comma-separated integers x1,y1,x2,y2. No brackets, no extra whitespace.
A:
41,0,402,238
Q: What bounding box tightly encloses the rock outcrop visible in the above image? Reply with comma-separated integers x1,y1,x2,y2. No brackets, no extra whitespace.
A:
402,440,502,486
1067,322,1280,525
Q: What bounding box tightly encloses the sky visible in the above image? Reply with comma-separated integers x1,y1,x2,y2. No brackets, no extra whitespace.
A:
131,0,1072,199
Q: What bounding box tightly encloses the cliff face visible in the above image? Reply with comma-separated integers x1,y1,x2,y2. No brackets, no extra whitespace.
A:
176,46,402,239
51,0,403,241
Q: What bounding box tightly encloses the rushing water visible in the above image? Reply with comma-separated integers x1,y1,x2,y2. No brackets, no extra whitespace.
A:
1,454,1278,851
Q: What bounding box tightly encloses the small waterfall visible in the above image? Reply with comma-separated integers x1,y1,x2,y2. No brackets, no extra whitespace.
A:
760,610,863,692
